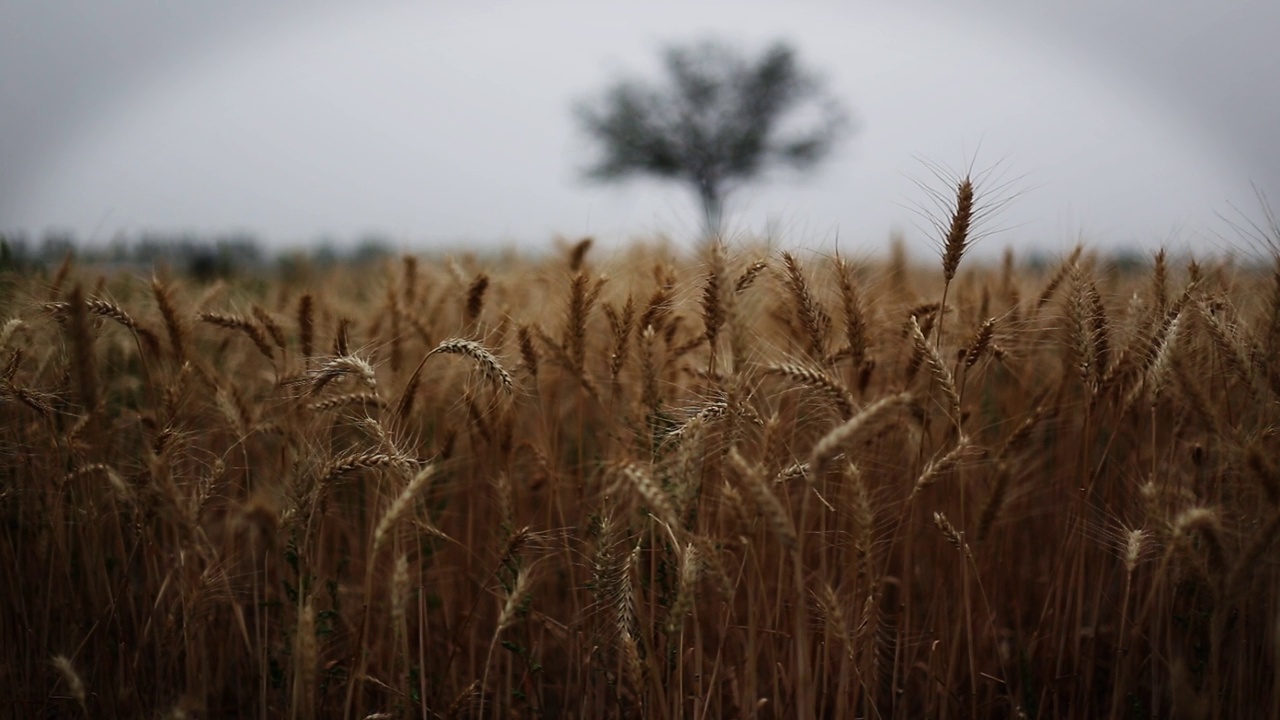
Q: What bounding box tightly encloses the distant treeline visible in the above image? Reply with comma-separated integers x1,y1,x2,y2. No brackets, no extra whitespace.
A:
0,231,401,282
0,229,1230,283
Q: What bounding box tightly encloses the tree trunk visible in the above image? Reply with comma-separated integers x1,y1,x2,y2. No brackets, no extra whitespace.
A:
696,179,724,239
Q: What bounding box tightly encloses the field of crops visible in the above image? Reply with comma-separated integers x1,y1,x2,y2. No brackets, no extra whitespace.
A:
3,184,1280,718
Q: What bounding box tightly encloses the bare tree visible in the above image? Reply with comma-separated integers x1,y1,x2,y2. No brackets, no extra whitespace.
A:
576,38,851,236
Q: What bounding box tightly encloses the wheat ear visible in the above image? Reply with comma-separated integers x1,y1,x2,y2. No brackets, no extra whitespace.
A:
941,176,974,283
834,256,869,372
810,392,914,474
424,338,514,394
908,316,960,420
765,363,857,419
150,276,187,364
727,447,797,551
51,655,87,714
199,311,275,361
372,465,439,554
781,251,831,360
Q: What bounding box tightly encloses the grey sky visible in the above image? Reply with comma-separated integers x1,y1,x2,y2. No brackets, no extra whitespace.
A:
3,0,1277,258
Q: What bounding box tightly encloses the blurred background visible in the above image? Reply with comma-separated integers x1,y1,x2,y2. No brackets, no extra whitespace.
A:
2,0,1278,263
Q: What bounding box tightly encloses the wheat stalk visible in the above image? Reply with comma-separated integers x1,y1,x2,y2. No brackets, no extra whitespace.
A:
292,601,317,720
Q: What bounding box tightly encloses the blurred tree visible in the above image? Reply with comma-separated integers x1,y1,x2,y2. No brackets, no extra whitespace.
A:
576,38,851,236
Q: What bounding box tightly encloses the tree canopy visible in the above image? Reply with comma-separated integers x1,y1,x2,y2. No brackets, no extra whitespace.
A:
576,39,851,235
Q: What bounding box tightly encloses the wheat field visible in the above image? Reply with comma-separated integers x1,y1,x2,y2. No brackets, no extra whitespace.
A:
3,185,1280,719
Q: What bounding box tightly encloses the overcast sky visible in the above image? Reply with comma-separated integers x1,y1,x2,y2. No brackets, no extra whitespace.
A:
3,0,1278,258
